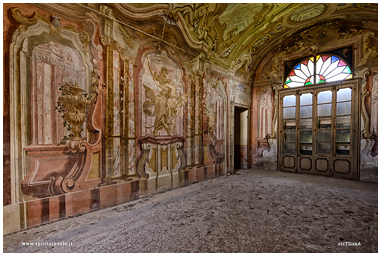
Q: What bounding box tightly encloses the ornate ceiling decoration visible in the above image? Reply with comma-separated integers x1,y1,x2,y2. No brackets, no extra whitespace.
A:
289,4,326,23
31,3,378,74
219,4,264,43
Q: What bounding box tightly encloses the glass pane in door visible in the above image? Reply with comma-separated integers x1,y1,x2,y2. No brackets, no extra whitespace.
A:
300,118,312,130
283,95,296,107
300,106,312,118
283,107,296,119
317,90,332,104
336,116,350,128
317,90,332,155
283,143,296,154
337,102,351,115
299,93,313,155
300,131,313,143
283,95,296,155
317,104,332,116
283,131,296,142
336,88,352,155
336,129,351,142
317,130,331,141
300,93,312,105
337,88,352,102
317,142,331,154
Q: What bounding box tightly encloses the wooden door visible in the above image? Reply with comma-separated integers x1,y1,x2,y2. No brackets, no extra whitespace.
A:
278,79,360,180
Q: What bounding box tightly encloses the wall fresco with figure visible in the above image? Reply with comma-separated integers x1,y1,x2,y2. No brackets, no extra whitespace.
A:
136,51,188,192
203,75,227,169
3,3,377,235
140,52,187,137
3,3,229,235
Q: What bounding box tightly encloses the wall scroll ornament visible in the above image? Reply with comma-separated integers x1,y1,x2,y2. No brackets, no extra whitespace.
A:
11,7,50,32
89,69,100,103
142,53,188,136
100,36,137,66
11,8,90,46
337,28,377,67
57,82,92,141
231,53,253,78
166,4,211,43
269,83,282,139
361,71,371,139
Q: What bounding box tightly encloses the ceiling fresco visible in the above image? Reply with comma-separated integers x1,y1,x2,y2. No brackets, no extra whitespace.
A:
218,3,264,41
32,3,378,74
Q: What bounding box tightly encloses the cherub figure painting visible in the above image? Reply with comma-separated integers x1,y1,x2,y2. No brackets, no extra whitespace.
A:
143,63,187,136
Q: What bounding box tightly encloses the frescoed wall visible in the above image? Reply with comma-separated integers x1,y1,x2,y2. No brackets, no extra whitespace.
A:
3,3,230,235
250,19,378,179
3,3,377,235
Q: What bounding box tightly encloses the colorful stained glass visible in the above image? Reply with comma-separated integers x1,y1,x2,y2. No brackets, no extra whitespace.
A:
284,55,352,88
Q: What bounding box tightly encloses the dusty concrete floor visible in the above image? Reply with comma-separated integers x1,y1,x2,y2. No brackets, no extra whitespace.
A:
3,169,378,253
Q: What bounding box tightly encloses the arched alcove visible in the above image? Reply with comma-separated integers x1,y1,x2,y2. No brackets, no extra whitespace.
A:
10,17,93,202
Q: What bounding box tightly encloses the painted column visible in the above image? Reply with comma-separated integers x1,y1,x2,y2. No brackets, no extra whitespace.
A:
186,76,195,167
194,71,203,166
127,61,136,176
370,71,378,135
105,46,120,182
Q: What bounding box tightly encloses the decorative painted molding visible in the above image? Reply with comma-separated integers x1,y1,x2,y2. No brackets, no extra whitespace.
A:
361,71,371,139
251,35,271,54
21,75,103,198
84,12,103,65
114,3,170,20
166,4,211,43
12,8,90,48
360,139,378,168
22,139,102,198
266,22,378,83
208,140,225,164
231,53,253,77
31,51,66,70
10,7,102,201
11,7,50,29
100,36,137,65
100,5,140,61
357,3,378,12
289,4,326,23
103,4,210,54
269,83,282,139
262,139,277,163
219,44,236,58
137,143,151,179
137,135,186,180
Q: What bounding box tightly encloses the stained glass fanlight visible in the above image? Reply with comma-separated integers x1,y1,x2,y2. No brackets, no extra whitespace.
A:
284,55,353,88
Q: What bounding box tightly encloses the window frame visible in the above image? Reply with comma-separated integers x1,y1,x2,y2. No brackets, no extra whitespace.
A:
283,46,354,89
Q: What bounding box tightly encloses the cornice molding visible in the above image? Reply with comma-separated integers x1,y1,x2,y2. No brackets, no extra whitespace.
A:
113,3,169,20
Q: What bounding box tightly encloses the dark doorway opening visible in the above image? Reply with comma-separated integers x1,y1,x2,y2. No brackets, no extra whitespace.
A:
234,106,248,169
